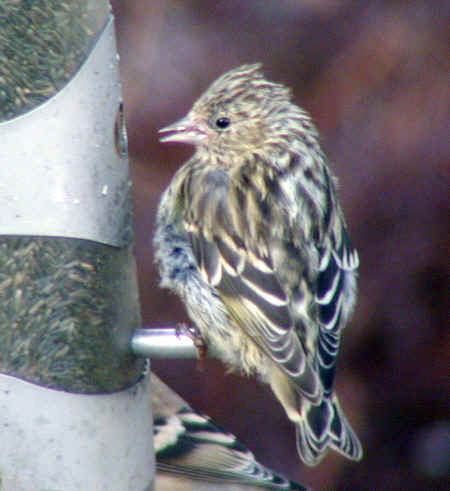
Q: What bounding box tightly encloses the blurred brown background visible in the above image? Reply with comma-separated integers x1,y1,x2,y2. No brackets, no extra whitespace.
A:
111,1,449,489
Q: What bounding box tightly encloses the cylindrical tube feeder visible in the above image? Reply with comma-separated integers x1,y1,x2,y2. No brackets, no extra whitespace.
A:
0,3,154,489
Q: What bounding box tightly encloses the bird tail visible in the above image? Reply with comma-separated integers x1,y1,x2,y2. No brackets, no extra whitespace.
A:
296,394,363,467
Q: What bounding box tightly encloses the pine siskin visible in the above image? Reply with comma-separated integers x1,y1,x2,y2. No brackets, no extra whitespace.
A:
154,64,362,466
152,373,308,490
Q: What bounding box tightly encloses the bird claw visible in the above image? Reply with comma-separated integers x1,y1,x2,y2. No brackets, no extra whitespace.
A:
176,323,208,370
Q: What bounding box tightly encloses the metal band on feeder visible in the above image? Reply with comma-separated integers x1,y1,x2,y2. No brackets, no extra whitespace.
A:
0,19,131,246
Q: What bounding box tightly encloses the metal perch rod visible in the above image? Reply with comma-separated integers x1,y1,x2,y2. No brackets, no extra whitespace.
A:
131,327,204,359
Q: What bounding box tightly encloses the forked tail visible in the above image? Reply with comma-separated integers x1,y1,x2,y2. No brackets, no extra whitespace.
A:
296,394,363,467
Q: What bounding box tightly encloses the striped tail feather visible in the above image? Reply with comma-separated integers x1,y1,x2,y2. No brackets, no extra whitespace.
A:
296,394,362,467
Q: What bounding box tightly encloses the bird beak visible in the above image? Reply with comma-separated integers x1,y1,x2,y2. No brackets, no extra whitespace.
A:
159,115,207,145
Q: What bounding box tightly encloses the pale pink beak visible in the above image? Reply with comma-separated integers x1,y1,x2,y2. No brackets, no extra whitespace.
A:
158,115,207,145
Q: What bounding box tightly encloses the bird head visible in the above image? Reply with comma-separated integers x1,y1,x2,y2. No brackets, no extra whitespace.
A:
159,64,312,166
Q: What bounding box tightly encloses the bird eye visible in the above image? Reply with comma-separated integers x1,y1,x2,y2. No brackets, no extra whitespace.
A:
215,117,231,129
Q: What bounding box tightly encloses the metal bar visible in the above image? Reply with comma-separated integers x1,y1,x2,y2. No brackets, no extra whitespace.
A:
131,327,202,359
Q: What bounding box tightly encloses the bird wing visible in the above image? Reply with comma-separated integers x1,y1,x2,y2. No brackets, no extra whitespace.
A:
152,373,308,490
183,165,321,402
315,217,359,396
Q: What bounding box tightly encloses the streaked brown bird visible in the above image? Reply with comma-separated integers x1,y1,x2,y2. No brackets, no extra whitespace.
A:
152,373,308,490
154,64,362,466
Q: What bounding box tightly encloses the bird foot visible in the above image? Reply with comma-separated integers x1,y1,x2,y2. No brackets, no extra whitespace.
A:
176,323,208,370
